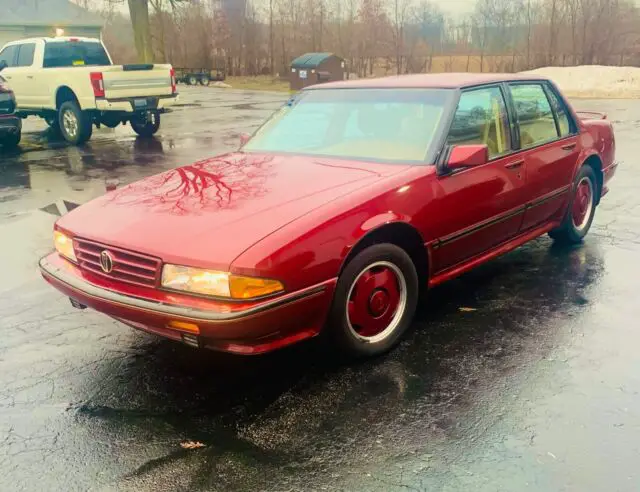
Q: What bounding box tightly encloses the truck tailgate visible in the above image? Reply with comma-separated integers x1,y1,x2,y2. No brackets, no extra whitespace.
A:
101,64,173,99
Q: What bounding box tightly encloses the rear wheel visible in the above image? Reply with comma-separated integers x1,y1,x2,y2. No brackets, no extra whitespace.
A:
130,111,160,138
549,165,597,244
200,75,210,86
327,244,418,358
58,101,92,145
188,75,198,86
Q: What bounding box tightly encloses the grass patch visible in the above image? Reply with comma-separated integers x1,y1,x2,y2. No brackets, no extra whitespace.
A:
225,76,291,92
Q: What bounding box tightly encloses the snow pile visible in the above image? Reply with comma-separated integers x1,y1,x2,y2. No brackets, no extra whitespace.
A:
523,65,640,98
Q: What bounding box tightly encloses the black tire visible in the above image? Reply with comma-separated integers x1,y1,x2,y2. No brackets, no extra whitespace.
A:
130,111,160,138
200,75,210,86
58,101,93,145
326,244,419,358
188,75,198,86
549,165,597,244
1,131,21,149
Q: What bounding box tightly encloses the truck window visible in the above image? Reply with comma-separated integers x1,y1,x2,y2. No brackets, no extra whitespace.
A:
43,41,111,68
0,45,18,67
16,43,35,67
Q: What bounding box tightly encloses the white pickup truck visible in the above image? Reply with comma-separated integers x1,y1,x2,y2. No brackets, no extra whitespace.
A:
0,36,178,145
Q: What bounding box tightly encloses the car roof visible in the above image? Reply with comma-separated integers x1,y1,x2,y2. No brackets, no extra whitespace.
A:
307,72,549,90
4,36,100,46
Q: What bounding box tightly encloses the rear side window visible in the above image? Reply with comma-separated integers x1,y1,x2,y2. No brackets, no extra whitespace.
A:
545,88,573,137
509,84,559,149
0,45,18,67
16,43,35,67
43,41,111,68
446,86,511,159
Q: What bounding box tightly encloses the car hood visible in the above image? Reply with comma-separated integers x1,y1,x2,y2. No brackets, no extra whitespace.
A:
57,152,408,270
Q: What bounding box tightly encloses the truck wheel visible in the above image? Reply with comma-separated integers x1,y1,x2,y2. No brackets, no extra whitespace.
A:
200,75,210,86
326,244,419,358
59,101,92,145
549,165,597,244
131,111,160,138
188,75,198,86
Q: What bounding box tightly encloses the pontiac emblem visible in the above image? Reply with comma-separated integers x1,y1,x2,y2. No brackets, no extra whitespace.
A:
100,250,114,273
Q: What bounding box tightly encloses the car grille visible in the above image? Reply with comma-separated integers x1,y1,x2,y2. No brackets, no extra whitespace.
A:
74,238,161,288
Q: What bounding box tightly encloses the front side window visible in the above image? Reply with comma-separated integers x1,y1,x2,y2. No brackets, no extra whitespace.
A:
16,43,35,67
0,46,17,68
510,84,559,148
43,41,111,68
446,86,511,159
244,88,454,163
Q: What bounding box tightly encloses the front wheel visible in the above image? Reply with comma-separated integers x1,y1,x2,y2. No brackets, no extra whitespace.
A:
549,165,597,244
130,111,160,138
58,101,93,145
326,244,419,358
1,131,21,149
188,75,198,86
200,75,210,86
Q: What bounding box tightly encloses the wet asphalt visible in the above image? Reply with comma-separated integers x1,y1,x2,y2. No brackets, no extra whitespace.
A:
1,87,639,491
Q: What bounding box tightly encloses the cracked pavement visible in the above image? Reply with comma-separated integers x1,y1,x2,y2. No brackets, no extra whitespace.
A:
1,88,640,491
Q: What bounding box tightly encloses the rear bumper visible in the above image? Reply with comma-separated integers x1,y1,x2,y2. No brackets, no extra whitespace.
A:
39,253,336,355
95,94,179,113
0,115,21,135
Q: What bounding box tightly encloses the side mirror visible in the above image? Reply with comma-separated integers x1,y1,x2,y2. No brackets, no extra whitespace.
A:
239,133,250,146
446,144,489,170
0,61,7,72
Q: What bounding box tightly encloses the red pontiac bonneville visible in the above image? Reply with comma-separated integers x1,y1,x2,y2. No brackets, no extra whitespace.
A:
40,73,617,357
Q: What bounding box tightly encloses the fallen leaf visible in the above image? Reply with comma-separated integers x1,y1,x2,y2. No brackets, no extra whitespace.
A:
180,441,205,449
459,307,477,312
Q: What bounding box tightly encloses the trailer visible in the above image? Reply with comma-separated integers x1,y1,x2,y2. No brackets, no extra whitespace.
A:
174,68,226,86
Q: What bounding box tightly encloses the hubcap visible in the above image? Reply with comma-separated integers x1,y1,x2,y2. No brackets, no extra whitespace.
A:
572,177,594,231
62,109,78,139
346,261,407,343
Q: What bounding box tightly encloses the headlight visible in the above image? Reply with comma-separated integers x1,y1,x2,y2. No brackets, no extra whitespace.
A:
161,264,284,299
54,230,77,262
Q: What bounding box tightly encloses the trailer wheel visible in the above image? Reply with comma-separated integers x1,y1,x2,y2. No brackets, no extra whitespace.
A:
200,75,210,86
188,75,198,86
131,111,160,138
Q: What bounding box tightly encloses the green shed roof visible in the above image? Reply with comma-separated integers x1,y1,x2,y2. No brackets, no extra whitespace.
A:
291,53,338,69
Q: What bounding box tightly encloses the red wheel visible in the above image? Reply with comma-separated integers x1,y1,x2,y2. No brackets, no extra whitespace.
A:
327,244,419,357
550,165,597,244
571,176,594,232
346,261,407,343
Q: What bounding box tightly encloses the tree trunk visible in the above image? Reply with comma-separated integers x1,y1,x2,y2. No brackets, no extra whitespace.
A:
128,0,153,63
269,0,274,75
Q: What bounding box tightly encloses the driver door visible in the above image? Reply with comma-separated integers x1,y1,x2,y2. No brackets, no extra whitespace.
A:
429,85,527,274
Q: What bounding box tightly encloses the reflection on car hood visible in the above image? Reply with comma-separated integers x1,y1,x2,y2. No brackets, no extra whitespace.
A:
57,152,407,270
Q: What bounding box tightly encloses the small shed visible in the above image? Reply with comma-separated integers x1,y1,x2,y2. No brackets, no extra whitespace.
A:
289,53,346,90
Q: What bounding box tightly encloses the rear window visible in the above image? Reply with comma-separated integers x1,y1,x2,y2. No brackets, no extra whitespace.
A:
43,41,111,68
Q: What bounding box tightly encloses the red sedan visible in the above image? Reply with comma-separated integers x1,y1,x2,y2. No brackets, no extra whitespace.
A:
40,73,617,357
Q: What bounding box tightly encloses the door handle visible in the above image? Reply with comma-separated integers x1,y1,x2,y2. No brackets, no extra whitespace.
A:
504,160,524,170
561,143,577,151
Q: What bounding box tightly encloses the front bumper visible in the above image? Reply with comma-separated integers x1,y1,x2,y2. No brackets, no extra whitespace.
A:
95,94,179,113
0,115,21,136
39,253,336,354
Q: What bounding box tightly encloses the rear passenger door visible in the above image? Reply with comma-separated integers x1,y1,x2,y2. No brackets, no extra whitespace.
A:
508,82,579,231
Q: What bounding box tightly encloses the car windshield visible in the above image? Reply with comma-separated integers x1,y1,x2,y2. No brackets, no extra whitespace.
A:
244,88,453,163
43,41,111,68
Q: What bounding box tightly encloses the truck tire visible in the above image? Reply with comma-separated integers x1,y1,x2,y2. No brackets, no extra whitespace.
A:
131,111,160,138
58,101,93,145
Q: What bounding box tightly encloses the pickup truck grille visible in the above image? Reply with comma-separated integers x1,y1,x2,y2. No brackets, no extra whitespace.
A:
74,238,161,288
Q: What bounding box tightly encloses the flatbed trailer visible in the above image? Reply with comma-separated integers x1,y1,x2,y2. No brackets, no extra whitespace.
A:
174,68,226,86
